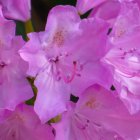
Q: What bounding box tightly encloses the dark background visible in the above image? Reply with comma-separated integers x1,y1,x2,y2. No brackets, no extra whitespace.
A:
31,0,76,31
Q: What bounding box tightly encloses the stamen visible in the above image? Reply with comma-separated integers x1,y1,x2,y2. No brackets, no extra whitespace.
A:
63,61,77,83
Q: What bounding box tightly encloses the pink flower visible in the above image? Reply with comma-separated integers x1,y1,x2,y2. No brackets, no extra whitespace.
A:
0,0,31,21
0,35,33,110
76,0,107,14
109,1,140,43
103,2,140,113
77,0,140,26
0,11,33,109
0,104,54,140
0,5,16,46
89,0,121,25
54,85,140,140
20,5,112,122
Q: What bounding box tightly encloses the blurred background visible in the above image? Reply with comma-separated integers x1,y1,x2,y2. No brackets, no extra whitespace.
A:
31,0,76,31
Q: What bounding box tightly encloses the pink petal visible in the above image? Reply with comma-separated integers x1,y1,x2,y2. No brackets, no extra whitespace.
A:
0,36,33,110
76,0,107,14
0,104,54,140
0,0,31,21
34,70,69,122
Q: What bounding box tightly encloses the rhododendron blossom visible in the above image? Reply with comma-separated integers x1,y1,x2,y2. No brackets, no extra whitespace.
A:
20,5,113,122
0,0,140,139
89,0,121,25
76,0,107,14
0,36,33,110
103,1,140,114
0,104,54,140
0,9,33,110
54,85,140,140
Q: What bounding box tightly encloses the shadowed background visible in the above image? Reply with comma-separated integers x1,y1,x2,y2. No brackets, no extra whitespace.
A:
31,0,76,31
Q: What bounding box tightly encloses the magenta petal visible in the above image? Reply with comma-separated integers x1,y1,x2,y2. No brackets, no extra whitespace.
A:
20,5,113,122
54,85,140,139
119,86,140,114
0,104,54,140
79,85,140,139
103,1,140,114
34,70,69,122
76,0,107,14
0,0,31,21
90,0,121,25
0,36,33,110
19,32,47,77
45,5,80,31
0,6,16,47
109,2,140,43
70,61,113,96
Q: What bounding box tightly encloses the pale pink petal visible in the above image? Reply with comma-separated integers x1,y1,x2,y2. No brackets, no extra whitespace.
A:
0,0,31,21
77,85,140,139
0,104,54,140
90,0,121,25
34,70,70,122
20,32,48,77
76,0,107,14
0,36,33,110
54,85,140,139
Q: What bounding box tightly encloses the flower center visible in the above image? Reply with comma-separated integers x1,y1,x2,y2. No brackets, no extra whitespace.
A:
85,97,98,109
121,48,140,62
53,30,65,47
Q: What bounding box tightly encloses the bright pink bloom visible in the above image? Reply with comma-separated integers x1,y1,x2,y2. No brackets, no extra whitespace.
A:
77,0,140,26
0,0,31,21
76,0,107,14
54,85,140,140
103,2,140,113
109,1,140,43
0,104,54,140
0,5,16,46
89,0,121,25
20,5,112,122
0,35,33,110
0,10,33,109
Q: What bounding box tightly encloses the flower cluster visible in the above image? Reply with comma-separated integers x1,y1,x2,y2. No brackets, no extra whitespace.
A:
0,0,140,139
